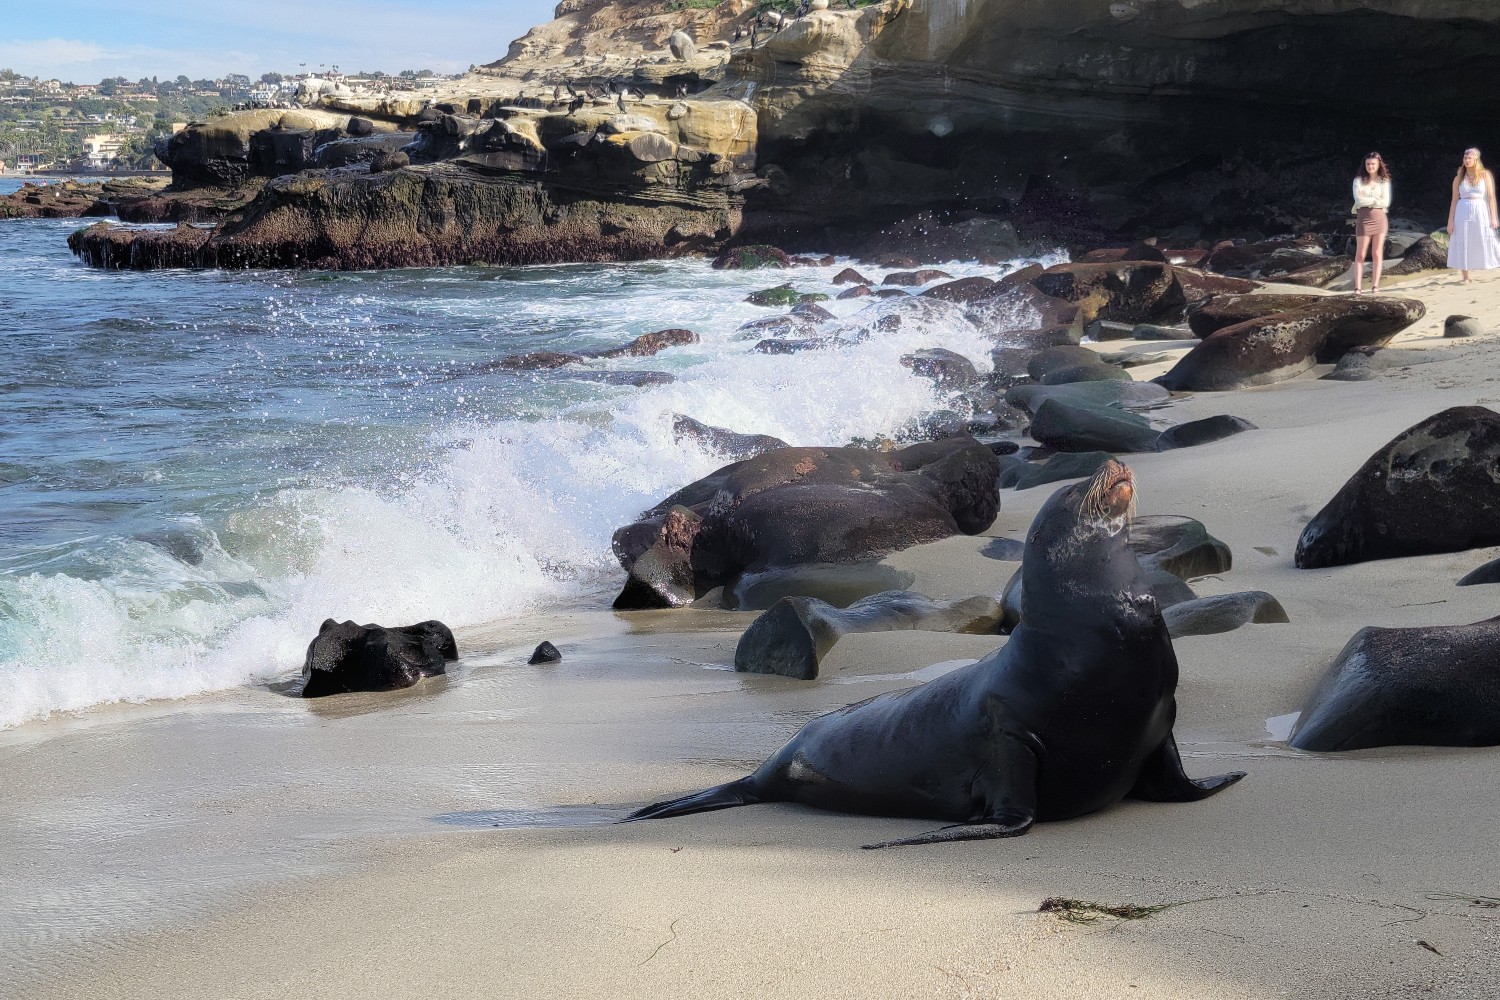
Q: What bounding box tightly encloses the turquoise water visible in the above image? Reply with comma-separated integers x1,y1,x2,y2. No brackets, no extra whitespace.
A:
0,206,1054,727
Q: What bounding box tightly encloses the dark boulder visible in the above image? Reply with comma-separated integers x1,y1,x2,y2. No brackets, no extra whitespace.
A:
1029,261,1186,325
900,348,979,389
1296,407,1500,569
301,619,458,697
733,590,1004,680
1026,345,1098,381
1131,514,1233,579
1162,591,1289,638
1187,293,1325,338
1457,557,1500,586
612,438,1001,607
370,150,409,173
922,276,997,303
714,245,791,270
1173,268,1262,306
837,285,872,300
1290,617,1500,751
592,328,698,358
1157,295,1426,392
528,641,562,664
1155,415,1257,451
1028,397,1161,453
1039,362,1131,386
1384,235,1448,277
1000,450,1114,491
672,414,789,461
832,267,872,285
496,350,585,370
1445,315,1483,338
1006,379,1170,414
883,269,953,286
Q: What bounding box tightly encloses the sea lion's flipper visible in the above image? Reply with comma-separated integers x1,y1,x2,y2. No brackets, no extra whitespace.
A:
862,738,1037,849
1128,732,1246,803
621,777,760,823
860,814,1033,850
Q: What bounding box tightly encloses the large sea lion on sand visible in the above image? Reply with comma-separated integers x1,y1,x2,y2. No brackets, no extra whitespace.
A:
626,461,1244,848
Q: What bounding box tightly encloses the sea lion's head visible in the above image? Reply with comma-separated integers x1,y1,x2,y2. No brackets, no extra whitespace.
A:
1021,460,1150,626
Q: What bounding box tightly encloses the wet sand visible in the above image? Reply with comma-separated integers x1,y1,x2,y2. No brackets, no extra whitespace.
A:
8,271,1500,998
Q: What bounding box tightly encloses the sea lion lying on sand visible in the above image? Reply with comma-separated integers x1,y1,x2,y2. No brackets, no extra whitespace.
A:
625,460,1244,848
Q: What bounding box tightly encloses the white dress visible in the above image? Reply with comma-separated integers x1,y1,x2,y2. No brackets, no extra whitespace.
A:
1449,176,1500,271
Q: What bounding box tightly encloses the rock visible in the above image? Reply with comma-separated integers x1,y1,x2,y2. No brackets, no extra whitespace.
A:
1278,256,1352,287
668,29,697,61
1028,397,1161,453
922,277,998,303
1039,362,1131,386
316,133,415,169
1162,591,1289,638
1203,234,1327,276
1000,450,1115,490
1154,415,1257,451
1187,293,1325,338
611,438,1001,607
754,337,834,354
733,591,1004,680
592,328,699,358
1290,616,1500,751
1384,235,1448,276
370,150,410,173
1296,406,1500,569
672,415,789,461
901,348,979,389
1133,323,1191,341
345,117,375,137
1130,515,1233,579
1085,320,1137,341
1172,269,1262,305
747,284,809,306
837,285,872,300
496,350,586,370
300,619,458,697
602,114,667,136
1005,379,1170,414
1157,295,1426,392
882,269,953,286
832,267,872,285
1445,315,1483,338
1026,345,1098,381
715,245,792,270
528,641,562,664
734,315,818,340
1322,346,1382,382
1030,262,1186,325
1097,350,1171,369
790,303,835,322
1457,557,1500,586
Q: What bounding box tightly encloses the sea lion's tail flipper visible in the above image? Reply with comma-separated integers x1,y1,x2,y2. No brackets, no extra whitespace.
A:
1128,731,1246,803
622,778,760,823
861,815,1034,850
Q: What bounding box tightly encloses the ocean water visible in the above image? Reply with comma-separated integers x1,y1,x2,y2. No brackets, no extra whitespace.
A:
0,200,1061,728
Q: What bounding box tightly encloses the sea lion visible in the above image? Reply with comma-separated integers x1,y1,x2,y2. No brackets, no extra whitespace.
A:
625,461,1244,848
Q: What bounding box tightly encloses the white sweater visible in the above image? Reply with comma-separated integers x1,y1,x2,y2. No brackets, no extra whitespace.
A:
1352,178,1391,211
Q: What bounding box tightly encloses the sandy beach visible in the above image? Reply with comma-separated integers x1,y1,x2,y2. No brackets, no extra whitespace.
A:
8,270,1500,999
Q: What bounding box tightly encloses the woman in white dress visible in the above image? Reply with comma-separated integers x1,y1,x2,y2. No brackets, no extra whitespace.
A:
1351,152,1392,293
1447,147,1500,283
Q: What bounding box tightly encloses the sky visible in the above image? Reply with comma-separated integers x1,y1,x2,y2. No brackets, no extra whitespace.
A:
1,0,561,82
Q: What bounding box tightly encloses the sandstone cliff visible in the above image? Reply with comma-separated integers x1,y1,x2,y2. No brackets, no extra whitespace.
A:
73,0,1500,269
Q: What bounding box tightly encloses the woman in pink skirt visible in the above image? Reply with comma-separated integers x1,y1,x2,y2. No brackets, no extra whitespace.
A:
1351,152,1391,293
1447,147,1500,284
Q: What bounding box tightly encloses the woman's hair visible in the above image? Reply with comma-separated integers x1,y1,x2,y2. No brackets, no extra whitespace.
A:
1458,147,1486,180
1358,152,1391,183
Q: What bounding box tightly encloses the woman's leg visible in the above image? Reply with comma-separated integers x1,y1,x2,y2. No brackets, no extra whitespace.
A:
1372,232,1385,292
1353,235,1369,291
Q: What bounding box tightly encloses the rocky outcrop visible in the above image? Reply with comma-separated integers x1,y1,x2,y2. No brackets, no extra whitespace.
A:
1296,407,1500,569
611,437,1000,608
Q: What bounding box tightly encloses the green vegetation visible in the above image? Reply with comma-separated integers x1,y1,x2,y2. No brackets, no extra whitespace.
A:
670,0,725,9
1037,897,1176,924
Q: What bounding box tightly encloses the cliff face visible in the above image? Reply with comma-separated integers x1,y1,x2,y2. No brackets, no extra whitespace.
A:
727,0,1500,238
74,0,1500,270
